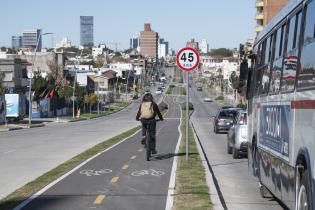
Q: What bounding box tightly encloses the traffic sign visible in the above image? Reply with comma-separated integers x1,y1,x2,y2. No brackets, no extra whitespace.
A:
176,47,200,71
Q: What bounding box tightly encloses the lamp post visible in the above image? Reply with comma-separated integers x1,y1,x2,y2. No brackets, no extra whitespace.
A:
29,32,53,128
72,50,83,119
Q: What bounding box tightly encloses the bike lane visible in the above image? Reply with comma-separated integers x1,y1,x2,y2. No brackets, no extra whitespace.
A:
15,96,181,210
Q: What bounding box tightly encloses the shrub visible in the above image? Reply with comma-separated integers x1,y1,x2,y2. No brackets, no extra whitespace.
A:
215,95,224,100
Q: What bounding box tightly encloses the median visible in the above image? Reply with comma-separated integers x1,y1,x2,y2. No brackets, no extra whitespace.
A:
173,111,212,210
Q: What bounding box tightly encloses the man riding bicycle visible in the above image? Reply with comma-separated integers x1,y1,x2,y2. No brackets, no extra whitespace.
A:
136,93,163,154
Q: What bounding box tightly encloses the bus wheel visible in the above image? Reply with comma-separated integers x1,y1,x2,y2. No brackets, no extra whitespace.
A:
297,171,310,210
259,184,272,198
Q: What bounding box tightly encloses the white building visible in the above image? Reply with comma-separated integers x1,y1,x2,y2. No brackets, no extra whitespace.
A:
55,37,72,48
200,39,209,54
92,45,106,58
158,43,167,59
108,63,133,78
200,56,238,79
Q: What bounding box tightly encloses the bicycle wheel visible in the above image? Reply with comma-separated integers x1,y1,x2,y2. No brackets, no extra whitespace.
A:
146,130,151,161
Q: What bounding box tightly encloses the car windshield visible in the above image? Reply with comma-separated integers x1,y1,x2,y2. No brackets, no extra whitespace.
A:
218,110,237,118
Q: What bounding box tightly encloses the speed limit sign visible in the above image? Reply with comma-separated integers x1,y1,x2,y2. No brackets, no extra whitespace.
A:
176,47,200,71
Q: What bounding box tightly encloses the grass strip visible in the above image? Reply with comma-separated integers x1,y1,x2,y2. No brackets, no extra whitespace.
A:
179,87,186,95
0,126,141,210
173,110,212,210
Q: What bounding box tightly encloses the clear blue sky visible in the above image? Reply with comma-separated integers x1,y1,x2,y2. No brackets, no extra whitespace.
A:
0,0,256,50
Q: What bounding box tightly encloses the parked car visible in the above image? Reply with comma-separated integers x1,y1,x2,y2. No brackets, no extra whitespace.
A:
227,110,248,159
197,87,202,91
204,97,212,102
213,108,239,134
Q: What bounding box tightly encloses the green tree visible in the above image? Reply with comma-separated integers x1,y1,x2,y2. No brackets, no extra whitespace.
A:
84,93,97,113
210,48,233,58
0,72,4,95
32,72,49,101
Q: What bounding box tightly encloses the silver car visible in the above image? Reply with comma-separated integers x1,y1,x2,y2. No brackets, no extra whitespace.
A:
227,110,248,159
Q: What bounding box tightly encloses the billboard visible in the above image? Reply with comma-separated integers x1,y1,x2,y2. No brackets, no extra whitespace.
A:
5,94,19,117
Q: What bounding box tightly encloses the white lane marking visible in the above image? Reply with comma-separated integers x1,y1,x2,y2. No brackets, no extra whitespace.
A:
165,103,182,210
3,149,16,154
79,169,112,177
13,128,142,210
131,169,165,177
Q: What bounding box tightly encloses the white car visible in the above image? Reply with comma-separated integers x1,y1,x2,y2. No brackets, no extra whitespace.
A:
155,89,162,95
204,97,212,102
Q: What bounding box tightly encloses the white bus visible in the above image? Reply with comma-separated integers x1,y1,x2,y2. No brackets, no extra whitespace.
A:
246,0,315,209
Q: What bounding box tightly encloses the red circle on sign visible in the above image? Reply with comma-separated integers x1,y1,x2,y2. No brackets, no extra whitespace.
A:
176,47,200,71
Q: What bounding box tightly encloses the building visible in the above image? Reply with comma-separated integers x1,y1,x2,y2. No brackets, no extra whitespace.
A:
255,0,289,33
159,38,169,55
158,43,167,59
0,58,29,94
23,29,42,51
200,39,209,54
80,16,94,47
140,23,158,58
12,36,23,49
55,37,72,48
186,38,199,50
130,35,140,49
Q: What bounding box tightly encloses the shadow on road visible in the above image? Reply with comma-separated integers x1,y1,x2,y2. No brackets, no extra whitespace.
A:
153,152,198,160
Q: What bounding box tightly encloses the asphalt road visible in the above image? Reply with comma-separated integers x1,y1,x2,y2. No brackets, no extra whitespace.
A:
14,96,181,210
0,67,173,200
189,83,284,210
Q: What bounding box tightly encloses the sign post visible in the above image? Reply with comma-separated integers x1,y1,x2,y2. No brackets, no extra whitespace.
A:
176,47,200,160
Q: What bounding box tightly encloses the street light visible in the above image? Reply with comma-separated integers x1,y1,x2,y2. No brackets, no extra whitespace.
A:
72,50,83,119
29,32,53,128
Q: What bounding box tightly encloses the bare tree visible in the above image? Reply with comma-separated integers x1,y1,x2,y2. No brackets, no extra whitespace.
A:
47,60,64,86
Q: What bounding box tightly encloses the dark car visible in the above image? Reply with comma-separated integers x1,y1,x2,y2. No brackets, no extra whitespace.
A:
197,87,202,91
213,108,239,134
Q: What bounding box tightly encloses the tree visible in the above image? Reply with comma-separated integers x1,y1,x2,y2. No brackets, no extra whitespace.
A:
32,71,49,101
94,55,105,68
84,93,97,113
47,60,64,87
0,72,4,95
210,48,233,58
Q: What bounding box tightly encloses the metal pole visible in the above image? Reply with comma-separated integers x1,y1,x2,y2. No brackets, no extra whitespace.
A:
186,70,189,160
29,33,41,128
97,75,100,114
73,69,76,119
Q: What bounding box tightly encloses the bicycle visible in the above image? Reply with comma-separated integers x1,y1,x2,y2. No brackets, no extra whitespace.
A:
142,119,160,161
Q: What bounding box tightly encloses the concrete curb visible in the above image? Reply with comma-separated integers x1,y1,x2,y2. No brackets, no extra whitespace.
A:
165,103,182,210
0,123,45,132
191,122,226,210
0,127,23,132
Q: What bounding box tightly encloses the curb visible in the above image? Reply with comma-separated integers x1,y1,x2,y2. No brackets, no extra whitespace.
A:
0,127,23,132
191,122,226,210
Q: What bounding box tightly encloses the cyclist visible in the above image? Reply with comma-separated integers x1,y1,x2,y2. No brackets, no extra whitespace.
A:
136,93,163,154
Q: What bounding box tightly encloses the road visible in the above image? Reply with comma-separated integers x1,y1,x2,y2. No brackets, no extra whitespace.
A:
14,96,181,210
189,83,285,210
0,67,173,200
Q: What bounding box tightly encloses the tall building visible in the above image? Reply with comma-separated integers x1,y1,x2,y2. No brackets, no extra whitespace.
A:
140,23,158,58
159,38,169,55
80,16,94,47
130,35,140,49
22,29,42,51
186,38,199,50
200,39,209,54
255,0,289,33
12,36,22,49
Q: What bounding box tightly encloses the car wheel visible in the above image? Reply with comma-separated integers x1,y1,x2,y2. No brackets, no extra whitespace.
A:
227,140,232,154
233,146,239,159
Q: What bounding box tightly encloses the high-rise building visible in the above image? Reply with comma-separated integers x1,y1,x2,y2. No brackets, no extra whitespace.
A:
130,35,140,49
255,0,289,33
140,23,158,58
186,38,199,50
12,36,22,49
80,16,94,47
22,29,42,51
200,39,209,54
159,38,169,55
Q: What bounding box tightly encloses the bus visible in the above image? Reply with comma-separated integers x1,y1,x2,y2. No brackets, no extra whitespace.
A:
246,0,315,209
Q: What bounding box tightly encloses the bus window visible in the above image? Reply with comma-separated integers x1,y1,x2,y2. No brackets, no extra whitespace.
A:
260,65,271,94
298,1,315,88
282,11,302,92
264,37,271,64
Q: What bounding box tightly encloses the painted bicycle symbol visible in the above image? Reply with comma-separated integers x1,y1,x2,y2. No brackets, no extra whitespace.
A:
131,169,165,177
80,169,112,177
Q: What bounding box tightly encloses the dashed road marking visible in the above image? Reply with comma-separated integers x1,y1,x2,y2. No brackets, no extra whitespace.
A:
111,176,119,183
130,155,137,160
122,164,129,170
93,195,106,205
138,148,143,152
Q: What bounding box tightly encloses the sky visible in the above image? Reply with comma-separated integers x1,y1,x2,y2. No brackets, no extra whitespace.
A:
0,0,256,51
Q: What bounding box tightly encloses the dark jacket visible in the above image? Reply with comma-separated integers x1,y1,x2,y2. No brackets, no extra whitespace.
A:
136,102,163,121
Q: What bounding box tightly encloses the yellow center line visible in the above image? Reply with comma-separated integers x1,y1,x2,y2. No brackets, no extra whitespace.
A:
111,176,119,183
93,195,106,205
121,164,129,170
130,155,137,160
138,148,143,152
